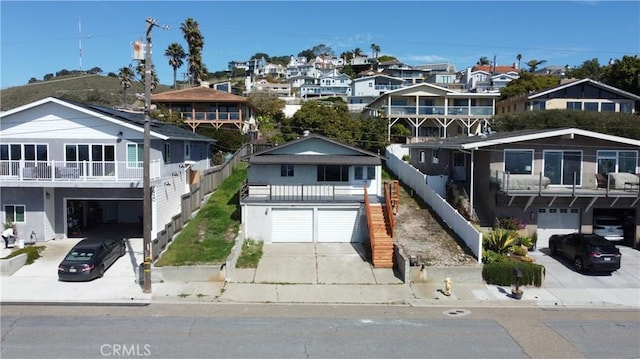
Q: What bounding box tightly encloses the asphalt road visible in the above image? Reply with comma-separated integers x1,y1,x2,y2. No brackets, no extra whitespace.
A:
2,304,639,359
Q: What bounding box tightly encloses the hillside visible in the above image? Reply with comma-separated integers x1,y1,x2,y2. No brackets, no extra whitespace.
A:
0,74,173,111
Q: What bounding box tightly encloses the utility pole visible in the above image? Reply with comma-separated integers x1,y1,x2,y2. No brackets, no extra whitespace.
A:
142,17,168,293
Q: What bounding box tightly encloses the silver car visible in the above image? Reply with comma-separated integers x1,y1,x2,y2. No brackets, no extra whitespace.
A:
593,217,624,242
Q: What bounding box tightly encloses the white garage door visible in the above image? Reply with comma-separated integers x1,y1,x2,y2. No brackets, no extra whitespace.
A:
272,209,313,243
537,208,580,248
317,209,359,243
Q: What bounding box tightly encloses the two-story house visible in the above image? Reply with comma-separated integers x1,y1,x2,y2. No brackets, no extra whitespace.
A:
150,85,258,136
364,83,499,141
460,64,520,93
404,128,640,249
299,71,352,98
348,74,404,112
496,78,640,114
240,133,394,266
0,97,213,245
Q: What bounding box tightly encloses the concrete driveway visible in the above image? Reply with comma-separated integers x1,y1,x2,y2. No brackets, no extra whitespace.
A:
0,238,150,304
231,243,403,285
529,245,640,306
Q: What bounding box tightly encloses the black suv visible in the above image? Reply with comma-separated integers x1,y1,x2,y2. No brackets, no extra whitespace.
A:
549,233,621,273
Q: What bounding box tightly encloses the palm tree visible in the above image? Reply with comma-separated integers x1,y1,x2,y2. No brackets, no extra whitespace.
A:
165,43,186,89
477,56,490,66
117,66,134,108
135,61,159,91
353,47,363,57
181,18,205,85
516,54,522,70
527,59,547,73
370,43,381,59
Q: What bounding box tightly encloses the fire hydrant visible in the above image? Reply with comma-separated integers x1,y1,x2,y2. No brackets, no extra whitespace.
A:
444,277,452,296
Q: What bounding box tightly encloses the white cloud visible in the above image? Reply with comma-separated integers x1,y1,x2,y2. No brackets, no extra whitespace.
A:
403,54,448,64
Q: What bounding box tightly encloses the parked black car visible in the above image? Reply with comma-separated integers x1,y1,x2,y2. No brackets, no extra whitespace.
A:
58,238,126,281
549,233,621,273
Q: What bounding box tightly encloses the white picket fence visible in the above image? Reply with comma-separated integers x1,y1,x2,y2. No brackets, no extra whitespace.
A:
386,145,482,262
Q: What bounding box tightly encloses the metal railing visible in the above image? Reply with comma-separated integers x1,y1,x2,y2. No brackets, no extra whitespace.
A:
243,183,366,202
0,160,161,182
384,105,494,116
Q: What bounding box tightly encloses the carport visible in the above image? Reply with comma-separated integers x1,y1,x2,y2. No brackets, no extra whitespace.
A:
66,199,142,239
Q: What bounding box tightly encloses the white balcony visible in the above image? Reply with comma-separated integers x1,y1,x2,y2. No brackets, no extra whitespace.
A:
241,183,368,202
0,160,162,183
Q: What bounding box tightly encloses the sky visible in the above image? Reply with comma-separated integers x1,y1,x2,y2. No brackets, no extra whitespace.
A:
1,1,639,89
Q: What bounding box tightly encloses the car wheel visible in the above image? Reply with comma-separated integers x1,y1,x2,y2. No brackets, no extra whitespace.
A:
97,264,105,278
120,245,126,257
574,257,584,272
549,243,557,256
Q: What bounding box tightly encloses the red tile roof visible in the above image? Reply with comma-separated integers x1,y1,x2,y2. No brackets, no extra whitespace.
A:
472,65,518,74
151,87,248,103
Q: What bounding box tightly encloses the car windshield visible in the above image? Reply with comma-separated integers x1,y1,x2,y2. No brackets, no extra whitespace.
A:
595,219,621,226
65,249,95,261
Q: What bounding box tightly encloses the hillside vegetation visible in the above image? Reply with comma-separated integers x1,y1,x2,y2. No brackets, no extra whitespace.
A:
0,74,172,111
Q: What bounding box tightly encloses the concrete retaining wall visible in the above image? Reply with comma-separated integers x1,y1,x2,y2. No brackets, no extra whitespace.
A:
1,253,27,276
156,265,224,282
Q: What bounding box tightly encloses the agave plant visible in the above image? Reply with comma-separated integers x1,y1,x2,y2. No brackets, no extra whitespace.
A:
483,229,519,254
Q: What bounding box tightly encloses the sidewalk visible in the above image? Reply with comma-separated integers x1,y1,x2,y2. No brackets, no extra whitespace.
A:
2,242,639,308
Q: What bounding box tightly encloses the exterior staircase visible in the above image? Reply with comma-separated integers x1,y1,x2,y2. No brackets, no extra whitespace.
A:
364,182,397,268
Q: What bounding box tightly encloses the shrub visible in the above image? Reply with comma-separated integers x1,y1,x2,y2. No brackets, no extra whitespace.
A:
483,229,519,254
510,245,529,257
482,249,507,264
482,261,545,287
517,236,533,248
498,217,526,231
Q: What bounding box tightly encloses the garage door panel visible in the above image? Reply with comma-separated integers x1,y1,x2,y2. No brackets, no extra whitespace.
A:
318,209,359,243
537,208,580,249
272,209,313,243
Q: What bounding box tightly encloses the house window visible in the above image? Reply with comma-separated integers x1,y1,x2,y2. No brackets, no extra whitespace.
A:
504,150,533,174
601,103,615,112
566,102,582,110
620,103,633,113
584,102,598,112
598,150,638,174
280,164,294,177
432,149,439,164
317,165,348,182
127,143,144,168
4,205,25,224
164,143,171,163
532,101,546,111
65,144,90,163
543,150,582,186
354,166,375,180
419,151,426,163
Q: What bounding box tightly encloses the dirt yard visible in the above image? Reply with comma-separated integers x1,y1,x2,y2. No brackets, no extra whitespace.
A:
392,182,480,267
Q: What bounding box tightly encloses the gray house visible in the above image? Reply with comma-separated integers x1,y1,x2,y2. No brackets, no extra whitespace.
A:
240,134,385,244
404,128,640,249
0,97,213,243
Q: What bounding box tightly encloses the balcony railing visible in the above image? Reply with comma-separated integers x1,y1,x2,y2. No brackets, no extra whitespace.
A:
241,183,366,202
491,170,639,197
181,111,242,121
0,160,161,183
385,105,494,116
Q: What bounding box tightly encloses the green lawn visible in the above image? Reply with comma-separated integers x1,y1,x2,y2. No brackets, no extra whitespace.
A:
155,163,247,266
